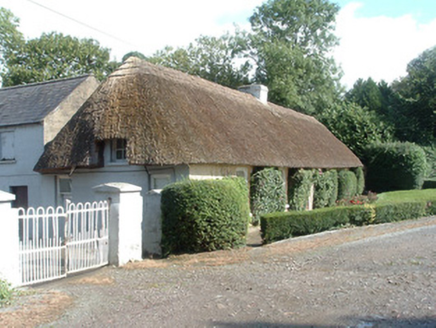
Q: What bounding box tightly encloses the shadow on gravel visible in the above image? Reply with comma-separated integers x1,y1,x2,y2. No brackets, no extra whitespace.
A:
210,317,436,328
348,316,436,328
209,323,329,328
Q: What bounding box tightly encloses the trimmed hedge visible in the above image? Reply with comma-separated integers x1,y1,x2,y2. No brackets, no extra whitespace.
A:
288,169,314,211
161,178,250,255
337,170,357,200
261,197,436,244
313,170,338,209
363,142,427,192
250,168,287,225
374,202,426,223
261,206,375,243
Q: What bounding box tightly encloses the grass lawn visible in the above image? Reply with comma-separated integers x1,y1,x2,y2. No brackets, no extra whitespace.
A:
377,189,436,204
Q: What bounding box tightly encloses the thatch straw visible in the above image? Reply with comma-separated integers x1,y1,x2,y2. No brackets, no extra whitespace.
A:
35,57,361,172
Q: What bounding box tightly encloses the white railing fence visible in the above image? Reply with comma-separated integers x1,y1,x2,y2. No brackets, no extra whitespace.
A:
18,206,66,285
17,200,109,286
66,201,109,274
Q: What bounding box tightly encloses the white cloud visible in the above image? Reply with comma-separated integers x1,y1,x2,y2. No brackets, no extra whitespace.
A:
2,0,263,61
334,2,436,88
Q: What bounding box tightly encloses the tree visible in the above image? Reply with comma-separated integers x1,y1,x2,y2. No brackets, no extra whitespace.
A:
345,78,383,113
318,102,395,158
122,51,146,62
148,32,251,88
249,0,342,115
0,8,23,58
1,32,118,86
392,46,436,144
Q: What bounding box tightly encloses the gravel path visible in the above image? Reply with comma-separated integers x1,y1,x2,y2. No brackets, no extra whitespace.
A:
6,217,436,327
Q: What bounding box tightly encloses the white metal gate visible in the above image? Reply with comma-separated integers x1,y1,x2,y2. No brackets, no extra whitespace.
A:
18,200,109,286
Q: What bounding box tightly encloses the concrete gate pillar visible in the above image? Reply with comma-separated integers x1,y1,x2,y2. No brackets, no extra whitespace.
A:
93,183,143,266
0,191,20,286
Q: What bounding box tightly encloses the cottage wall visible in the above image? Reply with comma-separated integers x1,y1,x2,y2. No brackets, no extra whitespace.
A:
0,124,56,207
189,164,252,181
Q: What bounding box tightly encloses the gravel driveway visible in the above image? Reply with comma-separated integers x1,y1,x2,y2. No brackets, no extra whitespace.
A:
2,216,436,328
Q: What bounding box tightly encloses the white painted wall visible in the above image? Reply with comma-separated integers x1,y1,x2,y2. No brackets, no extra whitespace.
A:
0,124,56,207
189,164,252,181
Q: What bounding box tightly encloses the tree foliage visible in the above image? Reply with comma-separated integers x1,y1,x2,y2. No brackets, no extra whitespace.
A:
391,46,436,144
249,0,342,114
148,32,251,88
1,32,117,86
0,8,118,86
318,102,394,158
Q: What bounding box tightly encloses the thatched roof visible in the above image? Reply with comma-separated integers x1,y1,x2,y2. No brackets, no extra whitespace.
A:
35,57,361,172
0,75,93,127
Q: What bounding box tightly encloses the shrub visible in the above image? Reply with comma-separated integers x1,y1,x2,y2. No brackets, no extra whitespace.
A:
423,179,436,189
337,170,357,200
0,279,13,306
288,169,314,211
353,167,365,195
161,178,250,255
363,142,427,192
250,168,287,225
313,170,338,209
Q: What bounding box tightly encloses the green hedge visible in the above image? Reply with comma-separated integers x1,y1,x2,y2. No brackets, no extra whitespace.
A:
313,170,338,209
288,169,314,211
161,178,250,255
374,202,426,223
363,142,427,192
261,206,375,243
337,170,357,200
250,168,287,225
261,198,435,244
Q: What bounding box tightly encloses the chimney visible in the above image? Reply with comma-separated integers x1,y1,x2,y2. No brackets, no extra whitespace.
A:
238,84,268,104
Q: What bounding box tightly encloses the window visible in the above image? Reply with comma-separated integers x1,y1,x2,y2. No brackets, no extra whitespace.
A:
0,131,14,161
57,176,72,206
151,174,171,190
111,139,127,162
10,186,28,209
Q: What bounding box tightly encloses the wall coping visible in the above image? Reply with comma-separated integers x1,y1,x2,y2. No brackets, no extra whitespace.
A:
0,190,15,203
93,182,142,194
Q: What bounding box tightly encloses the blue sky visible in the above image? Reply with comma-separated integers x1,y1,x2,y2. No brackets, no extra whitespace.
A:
334,0,436,24
1,0,435,88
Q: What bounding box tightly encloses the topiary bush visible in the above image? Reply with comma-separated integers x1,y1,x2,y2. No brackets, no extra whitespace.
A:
313,170,338,209
161,178,250,256
250,168,287,225
363,142,427,192
353,167,365,195
288,169,314,211
337,170,357,200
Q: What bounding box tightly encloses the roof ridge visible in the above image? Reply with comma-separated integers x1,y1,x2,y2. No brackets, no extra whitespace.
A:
0,74,92,92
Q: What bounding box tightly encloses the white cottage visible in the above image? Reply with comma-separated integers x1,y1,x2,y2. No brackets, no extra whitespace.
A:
0,75,99,208
35,57,362,255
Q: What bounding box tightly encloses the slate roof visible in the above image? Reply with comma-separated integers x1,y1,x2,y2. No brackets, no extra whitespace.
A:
35,57,362,172
0,75,92,127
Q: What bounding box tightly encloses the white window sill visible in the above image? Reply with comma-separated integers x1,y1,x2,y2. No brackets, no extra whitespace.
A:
0,159,16,164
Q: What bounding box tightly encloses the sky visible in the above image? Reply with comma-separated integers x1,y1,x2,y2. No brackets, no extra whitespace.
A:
1,0,436,89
